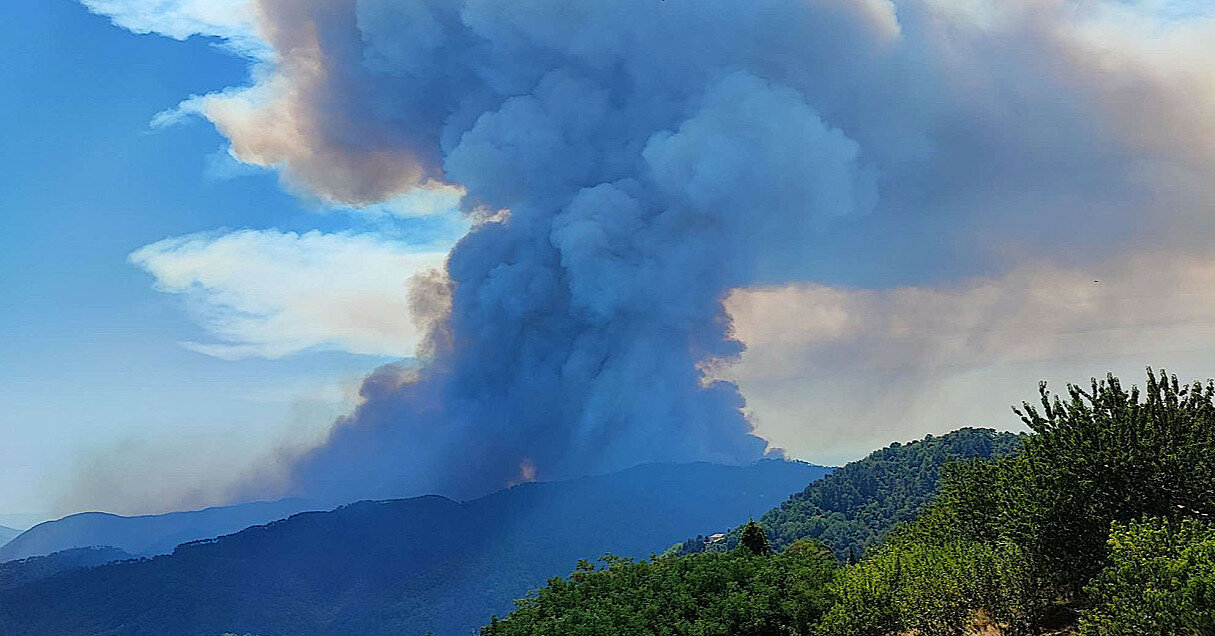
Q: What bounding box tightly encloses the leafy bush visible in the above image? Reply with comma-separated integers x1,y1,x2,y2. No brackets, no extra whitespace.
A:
818,508,1046,636
1080,517,1215,636
1000,371,1215,594
822,369,1215,635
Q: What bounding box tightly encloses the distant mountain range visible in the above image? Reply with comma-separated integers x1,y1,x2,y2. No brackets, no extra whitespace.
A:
0,499,320,562
0,460,828,636
0,526,18,548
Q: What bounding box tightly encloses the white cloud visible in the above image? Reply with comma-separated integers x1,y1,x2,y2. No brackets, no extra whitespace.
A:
720,251,1215,463
79,0,265,56
130,229,449,359
353,182,466,219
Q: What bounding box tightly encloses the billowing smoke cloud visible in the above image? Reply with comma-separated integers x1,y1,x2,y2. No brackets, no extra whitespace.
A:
720,251,1215,464
262,0,905,501
85,0,1215,503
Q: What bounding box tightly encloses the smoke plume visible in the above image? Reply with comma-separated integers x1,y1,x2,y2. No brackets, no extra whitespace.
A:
272,0,899,500
85,0,1215,502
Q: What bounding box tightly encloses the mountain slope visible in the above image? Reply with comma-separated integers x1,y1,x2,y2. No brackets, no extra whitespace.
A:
0,459,829,636
678,428,1024,559
0,547,136,590
0,526,18,547
0,499,320,562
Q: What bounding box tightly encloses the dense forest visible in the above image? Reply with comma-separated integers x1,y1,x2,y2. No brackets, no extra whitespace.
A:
674,427,1024,560
483,370,1215,635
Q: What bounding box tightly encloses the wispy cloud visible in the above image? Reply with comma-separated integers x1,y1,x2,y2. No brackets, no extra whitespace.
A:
130,229,448,359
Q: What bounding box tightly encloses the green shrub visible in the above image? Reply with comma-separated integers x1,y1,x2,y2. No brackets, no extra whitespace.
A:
1003,371,1215,595
817,530,1045,636
481,543,837,635
1080,517,1215,636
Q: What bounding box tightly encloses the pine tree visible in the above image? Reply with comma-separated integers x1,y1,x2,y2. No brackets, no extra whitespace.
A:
739,520,771,556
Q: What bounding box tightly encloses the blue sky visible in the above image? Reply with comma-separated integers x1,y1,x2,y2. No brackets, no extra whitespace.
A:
4,0,1215,523
0,1,406,522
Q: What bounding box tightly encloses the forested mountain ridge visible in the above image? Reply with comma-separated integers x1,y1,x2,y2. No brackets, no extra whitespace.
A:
676,427,1024,560
0,460,827,636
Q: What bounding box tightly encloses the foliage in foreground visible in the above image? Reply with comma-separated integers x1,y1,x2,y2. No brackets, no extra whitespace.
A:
822,370,1215,635
1001,371,1215,595
1079,517,1215,636
819,527,1045,636
481,542,837,635
487,370,1215,636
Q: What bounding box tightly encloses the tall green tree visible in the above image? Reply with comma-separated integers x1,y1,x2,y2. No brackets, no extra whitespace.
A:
1001,370,1215,594
739,520,771,556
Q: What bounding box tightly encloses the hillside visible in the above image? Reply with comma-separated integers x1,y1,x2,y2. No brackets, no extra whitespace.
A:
0,526,18,548
0,459,828,636
0,547,136,590
677,427,1023,560
0,498,319,562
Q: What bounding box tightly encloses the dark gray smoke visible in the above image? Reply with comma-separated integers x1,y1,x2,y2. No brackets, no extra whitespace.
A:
273,0,901,501
93,0,1215,503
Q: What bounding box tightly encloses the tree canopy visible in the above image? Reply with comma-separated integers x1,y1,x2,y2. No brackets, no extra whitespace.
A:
487,370,1215,636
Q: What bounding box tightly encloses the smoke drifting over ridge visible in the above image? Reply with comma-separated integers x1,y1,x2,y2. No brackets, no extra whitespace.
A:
87,0,1215,503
